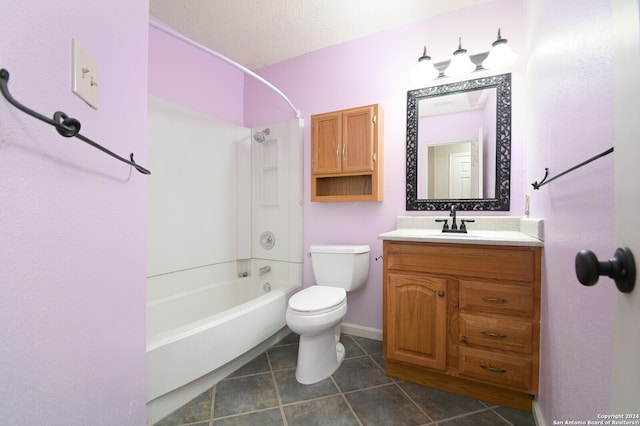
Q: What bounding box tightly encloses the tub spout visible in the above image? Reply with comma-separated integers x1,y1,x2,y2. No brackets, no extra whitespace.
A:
259,265,271,276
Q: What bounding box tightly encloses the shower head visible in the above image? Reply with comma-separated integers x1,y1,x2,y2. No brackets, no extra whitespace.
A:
253,128,270,143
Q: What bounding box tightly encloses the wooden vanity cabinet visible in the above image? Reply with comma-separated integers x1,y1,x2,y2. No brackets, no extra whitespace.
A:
385,273,448,370
382,240,542,411
311,104,383,202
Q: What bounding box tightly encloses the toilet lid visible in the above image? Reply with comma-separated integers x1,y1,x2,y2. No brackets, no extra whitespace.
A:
289,286,346,313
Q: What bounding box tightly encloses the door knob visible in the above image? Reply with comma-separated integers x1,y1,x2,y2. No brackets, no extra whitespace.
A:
575,247,636,293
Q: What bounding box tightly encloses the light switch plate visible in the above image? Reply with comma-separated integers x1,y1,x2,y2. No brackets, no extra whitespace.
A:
72,39,99,109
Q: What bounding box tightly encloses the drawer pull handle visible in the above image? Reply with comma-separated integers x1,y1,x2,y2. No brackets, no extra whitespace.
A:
480,364,507,373
480,330,507,338
482,296,508,304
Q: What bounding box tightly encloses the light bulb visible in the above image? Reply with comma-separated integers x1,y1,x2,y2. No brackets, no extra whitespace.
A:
482,29,518,69
444,38,477,78
410,46,439,83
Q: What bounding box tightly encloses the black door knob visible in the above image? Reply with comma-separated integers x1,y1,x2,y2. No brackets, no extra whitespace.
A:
575,247,636,293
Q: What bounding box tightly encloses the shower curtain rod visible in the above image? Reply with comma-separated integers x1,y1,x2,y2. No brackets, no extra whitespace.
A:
149,21,301,119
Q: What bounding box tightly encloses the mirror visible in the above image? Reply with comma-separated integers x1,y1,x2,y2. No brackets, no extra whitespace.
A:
406,73,511,211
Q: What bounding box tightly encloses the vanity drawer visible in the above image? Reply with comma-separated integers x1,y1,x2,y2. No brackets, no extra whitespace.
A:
459,314,533,353
459,280,534,318
385,242,537,282
458,347,533,391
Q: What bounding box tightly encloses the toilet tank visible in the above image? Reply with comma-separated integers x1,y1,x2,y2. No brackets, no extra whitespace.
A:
310,245,370,291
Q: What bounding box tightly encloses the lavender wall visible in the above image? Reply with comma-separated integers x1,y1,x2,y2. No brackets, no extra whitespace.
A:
420,110,483,142
0,2,148,424
148,24,245,125
526,0,615,422
245,0,527,330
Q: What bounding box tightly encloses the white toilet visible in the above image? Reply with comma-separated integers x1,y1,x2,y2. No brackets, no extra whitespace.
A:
286,244,370,384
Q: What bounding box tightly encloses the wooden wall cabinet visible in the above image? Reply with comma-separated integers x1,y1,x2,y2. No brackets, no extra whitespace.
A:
311,104,383,201
382,240,542,412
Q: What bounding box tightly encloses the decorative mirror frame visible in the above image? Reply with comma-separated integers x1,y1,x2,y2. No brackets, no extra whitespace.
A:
406,73,512,211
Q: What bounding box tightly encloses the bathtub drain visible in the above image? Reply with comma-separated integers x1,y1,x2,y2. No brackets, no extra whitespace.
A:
263,282,272,292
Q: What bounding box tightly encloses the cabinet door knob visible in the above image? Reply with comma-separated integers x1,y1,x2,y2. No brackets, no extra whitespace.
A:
438,290,445,297
575,247,636,293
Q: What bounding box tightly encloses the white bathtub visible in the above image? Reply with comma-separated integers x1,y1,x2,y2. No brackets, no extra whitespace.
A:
146,265,301,424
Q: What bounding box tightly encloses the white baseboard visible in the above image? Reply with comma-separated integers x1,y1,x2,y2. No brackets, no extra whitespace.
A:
532,398,545,426
341,323,382,341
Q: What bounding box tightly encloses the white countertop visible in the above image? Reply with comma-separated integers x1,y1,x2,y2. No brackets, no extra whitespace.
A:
378,216,544,247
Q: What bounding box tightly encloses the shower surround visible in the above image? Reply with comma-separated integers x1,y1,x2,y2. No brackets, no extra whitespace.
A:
146,96,303,424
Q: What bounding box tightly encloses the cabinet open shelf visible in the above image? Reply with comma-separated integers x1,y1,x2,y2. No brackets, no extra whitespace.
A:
312,174,378,201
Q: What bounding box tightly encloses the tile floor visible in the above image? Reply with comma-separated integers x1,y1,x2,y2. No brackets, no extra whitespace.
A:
153,333,536,426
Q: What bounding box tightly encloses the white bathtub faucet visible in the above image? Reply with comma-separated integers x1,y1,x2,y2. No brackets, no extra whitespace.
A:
259,265,271,276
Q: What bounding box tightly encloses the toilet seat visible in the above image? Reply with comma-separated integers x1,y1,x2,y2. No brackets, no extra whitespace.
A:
288,286,346,315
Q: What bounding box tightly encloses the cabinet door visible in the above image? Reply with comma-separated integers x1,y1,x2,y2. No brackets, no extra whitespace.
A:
311,111,342,174
385,273,447,370
342,105,376,173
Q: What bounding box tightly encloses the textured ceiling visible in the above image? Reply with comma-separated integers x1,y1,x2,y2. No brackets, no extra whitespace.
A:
149,0,496,70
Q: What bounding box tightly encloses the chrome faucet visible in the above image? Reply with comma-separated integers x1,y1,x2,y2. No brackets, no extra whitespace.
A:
258,265,271,276
435,204,475,234
449,205,458,230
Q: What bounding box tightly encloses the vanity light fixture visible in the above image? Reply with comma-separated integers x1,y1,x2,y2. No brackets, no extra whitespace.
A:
411,29,517,83
482,29,518,69
410,46,439,83
444,38,477,78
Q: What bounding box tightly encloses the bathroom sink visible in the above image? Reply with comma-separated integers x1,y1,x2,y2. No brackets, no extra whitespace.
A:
408,229,494,239
378,216,544,247
378,227,543,247
440,232,485,238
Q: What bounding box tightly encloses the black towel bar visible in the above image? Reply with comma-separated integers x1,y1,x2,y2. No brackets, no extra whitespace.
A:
0,68,150,175
531,147,612,190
